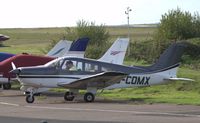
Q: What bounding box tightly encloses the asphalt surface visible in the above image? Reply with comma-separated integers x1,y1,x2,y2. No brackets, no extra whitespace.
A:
0,90,200,123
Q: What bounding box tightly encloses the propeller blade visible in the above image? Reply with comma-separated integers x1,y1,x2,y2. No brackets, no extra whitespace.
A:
11,62,16,70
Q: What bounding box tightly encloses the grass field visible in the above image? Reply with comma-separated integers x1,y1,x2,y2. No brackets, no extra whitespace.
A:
100,67,200,105
0,26,156,54
0,28,66,54
0,26,200,105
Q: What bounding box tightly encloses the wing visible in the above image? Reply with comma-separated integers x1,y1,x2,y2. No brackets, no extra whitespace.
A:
57,71,127,89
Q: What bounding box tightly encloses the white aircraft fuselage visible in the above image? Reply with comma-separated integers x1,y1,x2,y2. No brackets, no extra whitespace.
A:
15,57,179,91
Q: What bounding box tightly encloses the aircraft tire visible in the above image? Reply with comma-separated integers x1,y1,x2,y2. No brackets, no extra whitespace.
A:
26,95,35,103
3,83,11,90
64,91,74,101
84,92,95,102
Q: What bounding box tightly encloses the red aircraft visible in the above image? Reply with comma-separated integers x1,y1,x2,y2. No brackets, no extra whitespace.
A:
0,54,54,89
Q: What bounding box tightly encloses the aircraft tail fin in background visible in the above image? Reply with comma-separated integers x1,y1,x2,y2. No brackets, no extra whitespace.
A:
63,37,90,58
0,52,15,62
98,38,129,65
46,40,72,57
150,42,187,71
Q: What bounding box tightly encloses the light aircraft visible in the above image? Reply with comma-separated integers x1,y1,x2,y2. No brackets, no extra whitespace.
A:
0,37,89,89
10,42,193,103
0,34,9,42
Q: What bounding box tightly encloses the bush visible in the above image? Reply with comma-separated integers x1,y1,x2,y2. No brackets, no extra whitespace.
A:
152,8,200,60
45,20,110,59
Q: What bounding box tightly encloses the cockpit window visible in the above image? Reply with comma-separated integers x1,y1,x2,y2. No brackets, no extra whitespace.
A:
44,58,64,67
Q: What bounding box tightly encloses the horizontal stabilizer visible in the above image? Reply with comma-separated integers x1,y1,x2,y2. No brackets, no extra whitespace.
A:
164,78,194,82
58,72,127,89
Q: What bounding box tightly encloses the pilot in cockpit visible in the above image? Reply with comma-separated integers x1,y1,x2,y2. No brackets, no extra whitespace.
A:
66,60,77,71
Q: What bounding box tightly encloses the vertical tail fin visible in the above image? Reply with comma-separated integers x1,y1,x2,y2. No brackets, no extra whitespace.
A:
63,37,90,58
0,52,15,62
98,38,129,65
150,42,187,70
46,40,72,57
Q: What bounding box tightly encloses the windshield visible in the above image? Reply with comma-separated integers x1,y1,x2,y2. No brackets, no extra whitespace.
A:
44,57,64,67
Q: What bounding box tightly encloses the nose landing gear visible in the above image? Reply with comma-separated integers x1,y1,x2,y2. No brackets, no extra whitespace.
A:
26,94,35,103
25,88,36,103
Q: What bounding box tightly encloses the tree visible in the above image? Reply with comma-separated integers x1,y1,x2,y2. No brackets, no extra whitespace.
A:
157,7,194,41
46,20,110,59
151,8,200,62
193,12,200,37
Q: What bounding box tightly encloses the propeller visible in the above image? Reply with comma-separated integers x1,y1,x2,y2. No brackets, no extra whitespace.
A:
11,62,16,70
10,62,20,75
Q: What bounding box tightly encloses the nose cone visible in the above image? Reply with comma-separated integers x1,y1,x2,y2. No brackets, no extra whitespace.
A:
10,68,21,74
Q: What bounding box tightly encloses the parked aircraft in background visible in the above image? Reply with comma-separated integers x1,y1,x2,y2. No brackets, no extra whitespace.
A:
45,40,72,57
0,53,15,62
0,34,9,42
0,37,89,89
11,42,193,103
98,38,129,65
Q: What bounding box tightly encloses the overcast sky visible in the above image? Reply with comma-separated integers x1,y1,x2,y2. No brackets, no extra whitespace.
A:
0,0,200,28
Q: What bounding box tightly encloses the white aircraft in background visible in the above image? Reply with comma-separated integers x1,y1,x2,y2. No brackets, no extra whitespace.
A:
98,38,129,64
46,40,72,57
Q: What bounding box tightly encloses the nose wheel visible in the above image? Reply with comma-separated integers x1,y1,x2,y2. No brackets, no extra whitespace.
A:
26,95,35,103
25,88,36,103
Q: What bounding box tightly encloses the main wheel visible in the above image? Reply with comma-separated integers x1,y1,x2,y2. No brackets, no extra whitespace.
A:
3,83,11,90
84,92,95,102
26,95,35,103
64,91,74,101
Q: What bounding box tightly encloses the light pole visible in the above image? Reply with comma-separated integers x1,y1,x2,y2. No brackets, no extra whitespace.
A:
125,7,132,38
125,7,132,56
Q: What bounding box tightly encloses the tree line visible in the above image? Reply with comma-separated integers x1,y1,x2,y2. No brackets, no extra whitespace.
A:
47,8,200,69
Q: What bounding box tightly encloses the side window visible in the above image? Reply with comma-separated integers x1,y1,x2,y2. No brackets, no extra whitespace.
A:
85,63,99,72
101,66,113,72
76,62,83,71
61,60,83,71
